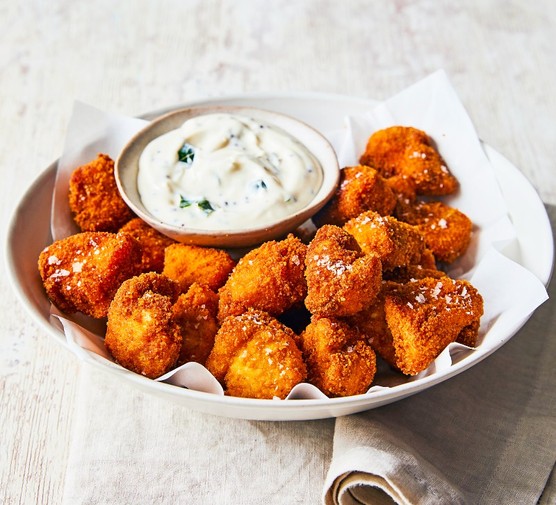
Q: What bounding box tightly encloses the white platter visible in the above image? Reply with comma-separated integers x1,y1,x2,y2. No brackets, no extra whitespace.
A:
5,93,553,420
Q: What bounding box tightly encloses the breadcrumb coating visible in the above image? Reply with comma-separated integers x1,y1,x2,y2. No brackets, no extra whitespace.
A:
384,277,484,375
344,210,425,270
385,174,417,203
359,126,459,196
105,273,182,379
68,153,135,232
38,231,142,318
205,309,306,399
163,243,236,293
312,165,396,227
349,278,483,374
300,316,376,397
304,225,382,317
120,218,176,273
173,283,219,366
397,200,473,263
218,234,307,320
346,281,402,368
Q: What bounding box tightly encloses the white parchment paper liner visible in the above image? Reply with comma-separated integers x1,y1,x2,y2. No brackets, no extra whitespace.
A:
48,71,548,400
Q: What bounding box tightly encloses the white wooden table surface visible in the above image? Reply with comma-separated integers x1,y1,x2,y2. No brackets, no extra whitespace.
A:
1,1,555,503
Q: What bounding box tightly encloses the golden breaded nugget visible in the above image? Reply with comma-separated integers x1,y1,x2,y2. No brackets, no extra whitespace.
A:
397,200,473,263
205,309,306,399
386,174,419,219
312,165,396,227
384,277,483,375
68,153,135,232
38,231,142,318
344,210,425,270
349,278,482,371
120,218,176,273
300,316,376,397
305,225,382,317
163,243,236,293
359,126,458,196
218,234,307,320
172,283,219,366
346,281,402,368
385,174,417,203
105,273,182,378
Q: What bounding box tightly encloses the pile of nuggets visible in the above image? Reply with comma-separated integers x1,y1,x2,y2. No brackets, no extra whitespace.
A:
38,126,484,399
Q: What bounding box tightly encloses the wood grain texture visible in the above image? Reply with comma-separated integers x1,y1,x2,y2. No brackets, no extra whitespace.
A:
1,1,555,503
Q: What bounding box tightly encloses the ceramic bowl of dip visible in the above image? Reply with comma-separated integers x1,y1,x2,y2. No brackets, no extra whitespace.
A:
115,106,340,248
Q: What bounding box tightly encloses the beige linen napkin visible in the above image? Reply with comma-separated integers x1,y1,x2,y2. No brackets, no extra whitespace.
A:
324,206,556,505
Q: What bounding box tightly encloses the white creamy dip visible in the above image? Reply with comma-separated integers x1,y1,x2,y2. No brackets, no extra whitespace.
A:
137,113,323,231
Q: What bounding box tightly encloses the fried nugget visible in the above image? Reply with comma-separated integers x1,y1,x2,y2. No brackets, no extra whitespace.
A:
205,309,306,399
105,273,182,378
385,174,419,219
218,234,307,320
385,174,417,203
384,277,484,375
304,225,382,317
347,281,402,368
349,278,483,372
343,210,425,270
120,218,176,273
312,165,396,227
172,283,219,366
359,126,458,196
68,153,135,232
163,243,236,293
38,231,142,318
300,316,376,397
396,200,473,263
